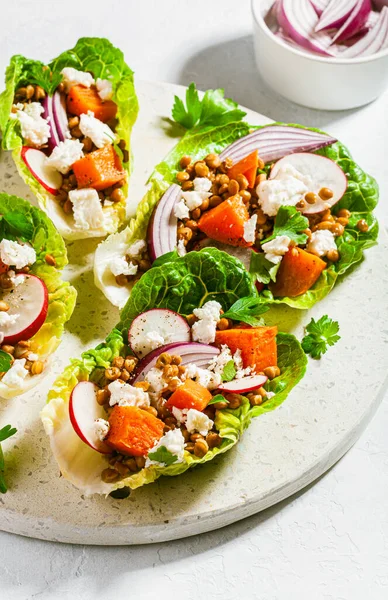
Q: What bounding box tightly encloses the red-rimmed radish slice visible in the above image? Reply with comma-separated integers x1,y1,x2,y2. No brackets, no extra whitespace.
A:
315,0,358,32
52,91,70,142
219,126,337,166
1,274,48,345
341,7,388,56
269,152,347,214
69,381,111,454
277,0,334,56
21,147,63,195
331,0,372,43
128,309,191,358
148,184,181,261
219,374,268,393
42,94,61,152
132,342,220,383
193,238,252,271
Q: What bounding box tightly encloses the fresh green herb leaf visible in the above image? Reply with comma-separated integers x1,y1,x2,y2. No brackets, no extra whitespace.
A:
148,446,178,466
301,315,340,359
22,62,63,96
0,351,12,373
1,212,34,241
221,360,237,382
208,394,229,405
172,83,246,130
223,296,270,326
0,424,17,494
249,251,280,285
263,206,309,246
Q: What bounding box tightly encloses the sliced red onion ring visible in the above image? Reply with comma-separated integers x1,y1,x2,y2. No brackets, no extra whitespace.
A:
219,126,337,165
310,0,331,16
52,91,70,142
277,0,334,56
147,183,181,261
331,0,372,43
132,342,220,383
315,0,358,32
42,95,60,152
341,6,388,56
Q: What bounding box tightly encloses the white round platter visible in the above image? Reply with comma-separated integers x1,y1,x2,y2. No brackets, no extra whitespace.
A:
0,81,387,545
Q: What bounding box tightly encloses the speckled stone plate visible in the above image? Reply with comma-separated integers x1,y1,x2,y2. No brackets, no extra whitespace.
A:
0,81,387,545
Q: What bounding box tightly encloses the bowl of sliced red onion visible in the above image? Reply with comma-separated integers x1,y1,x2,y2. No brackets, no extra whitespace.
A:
252,0,388,109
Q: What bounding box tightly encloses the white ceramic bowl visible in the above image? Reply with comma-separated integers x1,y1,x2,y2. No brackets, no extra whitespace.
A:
252,0,388,110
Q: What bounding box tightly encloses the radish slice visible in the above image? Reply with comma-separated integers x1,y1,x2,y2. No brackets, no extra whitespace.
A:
331,0,372,43
193,238,253,271
341,6,388,56
128,309,191,358
219,374,268,393
21,147,63,195
69,381,111,454
42,94,61,152
269,152,347,214
148,184,181,261
277,0,334,56
315,0,357,32
219,126,337,166
52,91,70,142
1,274,48,345
310,0,331,16
132,342,220,383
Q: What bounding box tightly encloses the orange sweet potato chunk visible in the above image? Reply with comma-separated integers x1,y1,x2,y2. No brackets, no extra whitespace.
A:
106,406,164,456
227,150,259,188
166,379,212,412
270,247,326,297
72,144,126,191
66,85,117,123
198,194,253,247
215,326,278,372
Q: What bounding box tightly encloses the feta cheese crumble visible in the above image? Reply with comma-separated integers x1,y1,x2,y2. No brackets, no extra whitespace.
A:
243,214,258,244
94,418,110,441
307,230,337,258
193,177,212,192
184,363,222,390
0,239,36,269
208,345,251,380
177,238,187,257
16,103,50,147
45,139,84,174
127,239,146,258
171,406,188,425
191,300,222,345
144,331,165,352
108,380,150,408
109,256,138,277
61,67,94,92
185,409,213,437
181,190,211,211
0,311,19,330
1,359,29,387
174,200,190,220
257,164,310,217
144,367,166,397
145,428,185,467
79,111,115,148
261,235,291,264
96,78,113,101
68,188,105,230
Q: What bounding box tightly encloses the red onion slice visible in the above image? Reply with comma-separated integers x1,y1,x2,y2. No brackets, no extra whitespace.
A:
341,6,388,56
310,0,331,16
315,0,357,32
331,0,372,43
219,126,337,165
278,0,334,56
52,91,70,142
132,342,220,383
42,95,60,152
147,183,181,261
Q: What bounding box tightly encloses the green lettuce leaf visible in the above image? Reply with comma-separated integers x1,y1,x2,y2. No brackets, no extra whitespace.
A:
0,38,138,240
0,193,77,399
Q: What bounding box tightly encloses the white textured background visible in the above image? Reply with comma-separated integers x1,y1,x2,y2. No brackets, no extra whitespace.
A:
1,1,388,598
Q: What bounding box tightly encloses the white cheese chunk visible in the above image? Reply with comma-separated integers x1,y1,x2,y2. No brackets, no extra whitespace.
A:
68,188,105,231
191,300,222,345
45,139,84,174
171,406,188,425
0,311,19,330
145,331,165,352
109,256,138,277
257,164,310,217
243,214,258,244
61,67,94,92
261,235,291,264
181,191,211,211
177,239,187,257
185,409,213,437
193,301,222,322
127,239,146,258
94,418,110,441
307,230,337,257
1,359,29,387
0,239,36,269
145,428,185,467
184,363,222,390
193,177,212,192
145,367,166,397
108,380,150,408
79,111,115,148
16,104,50,147
174,200,190,220
96,78,113,101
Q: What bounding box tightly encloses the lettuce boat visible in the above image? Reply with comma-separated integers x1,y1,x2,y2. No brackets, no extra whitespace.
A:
42,248,307,495
0,37,138,240
94,85,378,310
0,193,76,399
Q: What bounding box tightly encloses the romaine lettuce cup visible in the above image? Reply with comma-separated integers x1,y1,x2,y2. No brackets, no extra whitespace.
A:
42,248,307,495
0,38,138,241
0,193,76,399
94,85,378,310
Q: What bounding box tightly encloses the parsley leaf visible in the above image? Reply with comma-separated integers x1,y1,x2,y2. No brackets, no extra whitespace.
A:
22,62,63,96
250,251,280,285
172,83,246,130
223,296,270,326
147,445,178,466
0,351,12,373
221,360,237,382
208,394,229,406
263,206,309,246
0,424,17,494
0,212,34,241
301,315,340,359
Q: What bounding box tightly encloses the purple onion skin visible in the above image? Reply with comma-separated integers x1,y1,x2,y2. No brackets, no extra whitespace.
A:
332,0,372,43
